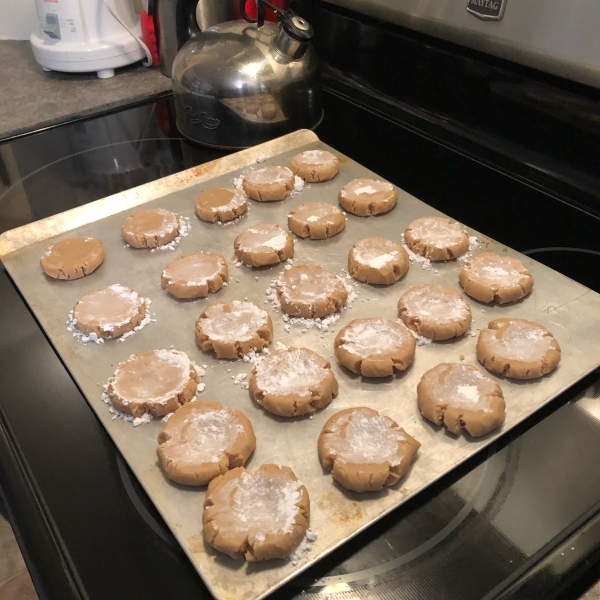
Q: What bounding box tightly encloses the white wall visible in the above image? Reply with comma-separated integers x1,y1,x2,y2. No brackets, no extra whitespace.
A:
0,0,38,40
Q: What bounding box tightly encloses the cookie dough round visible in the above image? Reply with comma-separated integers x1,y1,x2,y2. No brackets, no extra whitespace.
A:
250,347,338,417
348,236,409,285
287,202,345,240
157,400,256,486
195,300,273,359
404,216,469,261
277,265,347,318
195,186,248,223
162,252,228,299
417,363,505,437
289,150,340,182
338,178,397,217
121,208,181,249
203,464,310,561
459,252,534,304
72,284,149,340
477,318,561,379
398,284,472,340
41,237,105,280
242,166,295,202
108,349,200,418
334,318,416,377
234,224,294,267
318,407,421,492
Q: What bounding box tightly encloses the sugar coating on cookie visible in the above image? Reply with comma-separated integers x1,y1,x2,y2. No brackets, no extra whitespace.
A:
195,186,248,223
288,202,345,240
417,363,505,437
398,284,472,340
242,166,295,202
162,252,228,299
250,347,338,417
277,264,348,318
318,407,420,492
157,400,255,486
203,464,310,561
40,237,105,280
334,318,416,377
234,223,294,267
121,208,180,249
289,150,340,183
72,284,149,340
348,236,409,285
459,252,534,304
477,318,561,379
404,216,469,261
108,349,200,418
338,178,397,217
195,300,273,359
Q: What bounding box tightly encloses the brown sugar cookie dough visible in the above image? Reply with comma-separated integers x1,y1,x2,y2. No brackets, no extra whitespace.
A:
250,347,338,417
334,318,416,377
157,400,255,486
338,178,397,217
289,150,340,182
72,284,149,341
404,216,469,261
459,252,534,304
41,237,105,280
277,265,347,318
242,166,295,202
234,224,294,267
203,464,310,561
318,407,420,493
121,208,181,249
477,318,561,379
348,236,409,285
195,186,248,223
162,252,228,299
108,349,200,418
195,300,273,359
288,202,345,240
398,284,472,340
417,363,505,437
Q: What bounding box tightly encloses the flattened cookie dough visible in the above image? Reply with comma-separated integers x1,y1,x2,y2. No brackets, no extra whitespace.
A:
459,252,534,304
242,166,295,202
234,224,294,267
195,300,273,359
288,202,345,240
162,252,228,299
289,150,340,182
72,284,149,340
195,186,248,223
417,363,505,437
250,347,338,417
203,464,310,561
318,407,420,492
157,400,255,486
121,208,181,249
398,284,472,340
338,178,397,217
404,216,469,261
334,318,416,377
108,349,200,418
348,236,409,285
41,237,105,280
277,265,347,318
477,318,561,379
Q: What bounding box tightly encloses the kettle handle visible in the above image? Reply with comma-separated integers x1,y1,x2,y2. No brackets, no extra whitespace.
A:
240,0,284,28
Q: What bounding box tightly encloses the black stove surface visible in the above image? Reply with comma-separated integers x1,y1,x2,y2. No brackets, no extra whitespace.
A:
1,88,600,600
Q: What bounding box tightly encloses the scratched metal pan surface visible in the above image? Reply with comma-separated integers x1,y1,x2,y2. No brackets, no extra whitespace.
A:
2,131,600,600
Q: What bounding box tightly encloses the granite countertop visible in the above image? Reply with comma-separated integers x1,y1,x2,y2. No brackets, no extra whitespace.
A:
0,40,172,141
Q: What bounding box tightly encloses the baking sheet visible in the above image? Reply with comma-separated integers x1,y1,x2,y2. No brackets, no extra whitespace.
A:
2,130,600,600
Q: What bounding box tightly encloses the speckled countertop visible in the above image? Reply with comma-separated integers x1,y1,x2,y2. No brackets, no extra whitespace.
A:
0,40,172,141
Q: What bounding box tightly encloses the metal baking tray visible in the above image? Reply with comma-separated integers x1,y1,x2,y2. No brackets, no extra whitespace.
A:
2,130,600,600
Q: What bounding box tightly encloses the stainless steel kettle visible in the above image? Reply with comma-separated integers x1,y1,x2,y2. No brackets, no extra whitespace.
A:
171,0,322,148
